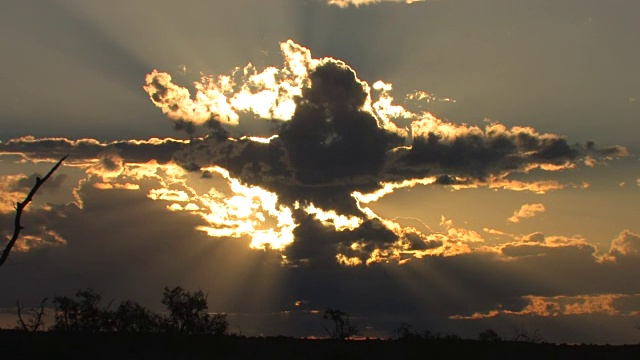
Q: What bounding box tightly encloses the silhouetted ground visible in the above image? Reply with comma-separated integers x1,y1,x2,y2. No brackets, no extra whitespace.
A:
2,330,639,359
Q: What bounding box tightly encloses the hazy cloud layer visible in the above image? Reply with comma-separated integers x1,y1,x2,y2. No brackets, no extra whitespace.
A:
326,0,425,7
1,136,187,165
451,293,640,320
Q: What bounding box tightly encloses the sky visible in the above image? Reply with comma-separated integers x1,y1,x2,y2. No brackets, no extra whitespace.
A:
1,0,640,344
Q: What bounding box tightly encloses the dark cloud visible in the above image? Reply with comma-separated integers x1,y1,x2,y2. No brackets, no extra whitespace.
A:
501,243,593,259
396,128,580,180
10,173,67,194
0,206,67,253
3,38,629,271
1,137,187,164
280,61,404,184
169,50,624,198
283,211,345,266
153,44,629,268
283,212,406,266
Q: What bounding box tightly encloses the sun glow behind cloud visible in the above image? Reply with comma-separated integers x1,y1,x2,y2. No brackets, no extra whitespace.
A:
1,0,639,344
196,166,296,251
143,40,315,127
3,38,630,269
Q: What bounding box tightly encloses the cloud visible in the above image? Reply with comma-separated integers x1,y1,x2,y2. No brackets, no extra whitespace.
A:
326,0,425,7
450,293,640,319
1,136,187,165
0,205,68,254
143,40,629,266
143,40,314,134
508,203,546,223
161,41,622,193
4,40,628,268
603,230,640,262
3,175,640,342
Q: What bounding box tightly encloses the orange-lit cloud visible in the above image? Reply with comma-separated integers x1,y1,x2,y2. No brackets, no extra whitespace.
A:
302,203,363,231
86,151,125,180
508,203,546,223
0,174,30,213
327,0,425,7
11,230,67,253
450,293,640,319
351,177,437,204
601,230,640,262
2,38,630,268
485,178,570,194
447,177,573,194
487,230,590,249
93,182,139,190
195,167,296,251
144,40,317,130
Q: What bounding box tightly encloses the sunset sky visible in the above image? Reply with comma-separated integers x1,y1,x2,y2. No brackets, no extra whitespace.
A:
1,0,640,344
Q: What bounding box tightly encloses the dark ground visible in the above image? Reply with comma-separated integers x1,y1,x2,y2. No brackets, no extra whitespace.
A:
2,330,639,359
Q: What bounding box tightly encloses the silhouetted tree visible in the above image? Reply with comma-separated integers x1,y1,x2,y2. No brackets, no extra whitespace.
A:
478,328,501,342
112,300,161,333
51,289,112,332
394,322,432,340
161,286,227,335
16,298,48,332
394,322,414,339
323,308,358,339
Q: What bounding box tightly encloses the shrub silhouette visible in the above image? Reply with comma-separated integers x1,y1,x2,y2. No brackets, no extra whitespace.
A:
51,289,111,332
323,308,358,339
478,328,501,342
45,286,228,335
160,286,227,335
112,300,161,333
394,322,432,340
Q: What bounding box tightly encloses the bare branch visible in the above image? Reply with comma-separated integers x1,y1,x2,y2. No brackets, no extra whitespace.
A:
0,155,68,267
34,297,48,331
16,297,48,332
16,300,27,331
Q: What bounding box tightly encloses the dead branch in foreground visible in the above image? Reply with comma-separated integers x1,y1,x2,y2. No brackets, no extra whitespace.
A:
0,155,67,267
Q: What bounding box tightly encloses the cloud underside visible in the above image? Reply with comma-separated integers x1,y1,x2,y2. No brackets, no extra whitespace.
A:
327,0,425,7
451,293,640,320
2,40,628,267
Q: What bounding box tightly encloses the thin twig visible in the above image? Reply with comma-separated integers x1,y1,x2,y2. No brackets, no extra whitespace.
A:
16,300,27,330
16,297,48,331
0,155,68,267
